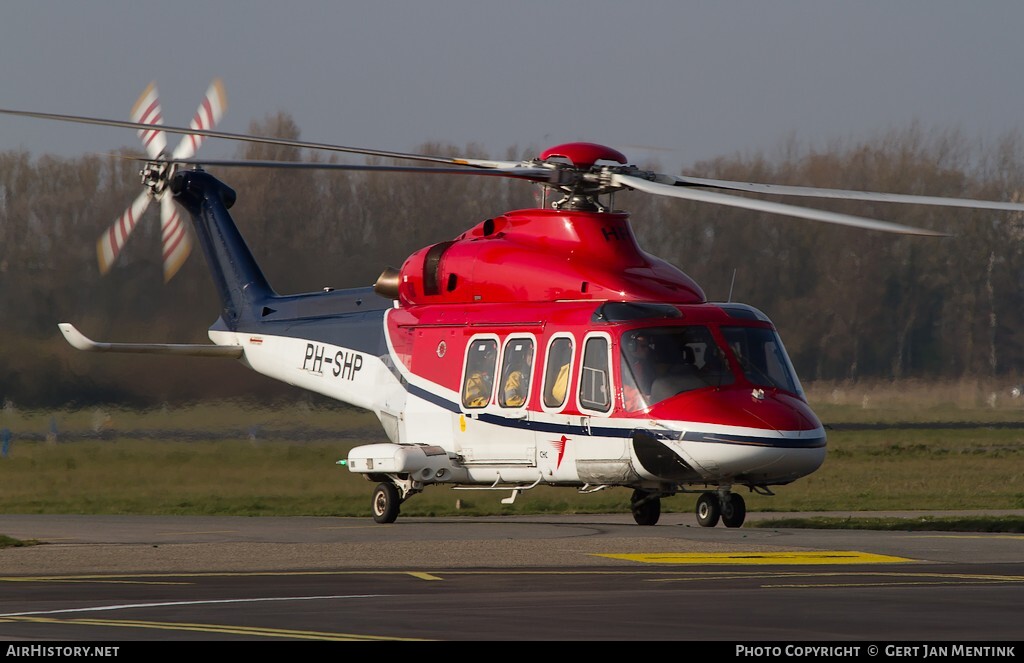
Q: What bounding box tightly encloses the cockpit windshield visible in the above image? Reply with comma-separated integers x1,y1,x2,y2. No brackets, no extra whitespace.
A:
620,325,734,411
619,323,803,411
720,326,803,396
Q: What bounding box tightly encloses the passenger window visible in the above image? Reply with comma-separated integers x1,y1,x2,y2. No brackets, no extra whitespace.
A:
543,337,573,408
462,339,497,408
499,339,534,408
579,336,611,412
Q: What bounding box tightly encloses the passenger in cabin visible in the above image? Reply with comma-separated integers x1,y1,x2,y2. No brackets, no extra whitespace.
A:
502,344,534,407
550,362,570,404
463,343,497,408
464,373,492,407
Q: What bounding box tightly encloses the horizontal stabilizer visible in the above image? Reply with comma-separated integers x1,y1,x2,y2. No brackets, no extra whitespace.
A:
58,323,244,358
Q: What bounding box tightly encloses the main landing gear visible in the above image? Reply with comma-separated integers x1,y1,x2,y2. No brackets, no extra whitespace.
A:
372,482,402,524
695,491,746,528
369,475,426,524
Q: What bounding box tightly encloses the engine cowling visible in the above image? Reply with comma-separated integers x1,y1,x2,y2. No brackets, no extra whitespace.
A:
375,208,705,306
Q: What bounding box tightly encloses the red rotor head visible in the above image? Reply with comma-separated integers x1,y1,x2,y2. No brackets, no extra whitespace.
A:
539,142,628,169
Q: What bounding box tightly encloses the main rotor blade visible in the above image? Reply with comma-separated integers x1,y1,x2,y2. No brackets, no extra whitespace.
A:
172,158,552,180
613,173,946,237
665,174,1024,213
0,106,522,170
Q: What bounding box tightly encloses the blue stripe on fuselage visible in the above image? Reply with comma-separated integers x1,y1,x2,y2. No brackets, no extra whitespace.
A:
404,382,820,449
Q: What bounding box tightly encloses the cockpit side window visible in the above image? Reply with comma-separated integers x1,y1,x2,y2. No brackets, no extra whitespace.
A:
621,330,653,412
579,336,611,413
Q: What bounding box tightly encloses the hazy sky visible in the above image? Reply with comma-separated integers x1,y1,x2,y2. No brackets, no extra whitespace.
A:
3,1,1024,175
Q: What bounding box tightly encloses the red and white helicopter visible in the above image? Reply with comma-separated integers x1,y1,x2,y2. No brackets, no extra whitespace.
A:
5,81,1024,527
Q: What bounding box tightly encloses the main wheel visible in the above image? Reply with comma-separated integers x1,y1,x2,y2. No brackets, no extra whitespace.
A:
371,482,401,524
630,489,661,526
695,492,720,527
721,492,746,528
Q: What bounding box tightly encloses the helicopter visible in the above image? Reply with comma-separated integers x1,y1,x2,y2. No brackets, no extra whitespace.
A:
5,80,1024,527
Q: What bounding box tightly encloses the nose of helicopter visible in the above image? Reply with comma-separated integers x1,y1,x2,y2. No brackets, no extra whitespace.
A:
643,387,827,485
656,385,820,427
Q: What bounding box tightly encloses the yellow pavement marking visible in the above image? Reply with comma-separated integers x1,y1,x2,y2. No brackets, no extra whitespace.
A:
594,551,914,565
3,616,428,641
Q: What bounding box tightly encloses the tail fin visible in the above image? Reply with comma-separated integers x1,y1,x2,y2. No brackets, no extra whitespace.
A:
170,169,275,328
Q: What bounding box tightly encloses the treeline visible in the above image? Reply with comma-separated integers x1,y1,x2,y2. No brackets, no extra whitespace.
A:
2,115,1023,406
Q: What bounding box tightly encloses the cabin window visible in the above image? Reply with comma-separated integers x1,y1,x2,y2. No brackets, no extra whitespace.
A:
579,336,611,413
462,338,498,408
499,338,535,408
543,336,573,409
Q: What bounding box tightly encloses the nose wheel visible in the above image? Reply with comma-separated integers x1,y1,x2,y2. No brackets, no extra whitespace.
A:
721,492,746,527
696,491,746,528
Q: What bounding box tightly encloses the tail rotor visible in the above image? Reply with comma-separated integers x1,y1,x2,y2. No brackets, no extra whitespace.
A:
97,78,227,282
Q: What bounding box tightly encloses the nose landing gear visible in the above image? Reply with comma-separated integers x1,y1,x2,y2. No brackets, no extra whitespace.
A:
696,490,746,528
629,488,747,527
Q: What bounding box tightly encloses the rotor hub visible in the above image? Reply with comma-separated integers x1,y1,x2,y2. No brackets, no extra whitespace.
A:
532,143,656,212
140,159,175,195
539,142,627,170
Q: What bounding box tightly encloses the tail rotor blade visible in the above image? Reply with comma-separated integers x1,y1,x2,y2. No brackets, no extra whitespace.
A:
171,78,228,161
130,81,167,159
97,190,152,275
160,193,191,282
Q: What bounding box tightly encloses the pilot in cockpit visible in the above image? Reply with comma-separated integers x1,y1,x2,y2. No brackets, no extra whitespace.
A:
622,331,657,411
625,332,655,396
